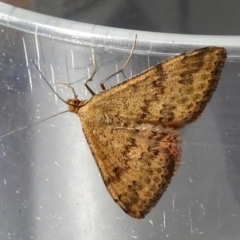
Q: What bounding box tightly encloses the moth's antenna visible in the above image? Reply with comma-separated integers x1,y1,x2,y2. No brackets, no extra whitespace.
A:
0,110,69,139
32,60,69,104
0,61,73,139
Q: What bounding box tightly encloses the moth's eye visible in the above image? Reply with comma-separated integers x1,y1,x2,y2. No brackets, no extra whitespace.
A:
73,100,78,105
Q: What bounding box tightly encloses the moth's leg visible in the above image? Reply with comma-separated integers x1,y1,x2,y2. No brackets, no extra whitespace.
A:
84,49,98,96
57,83,78,99
57,50,97,97
100,35,137,90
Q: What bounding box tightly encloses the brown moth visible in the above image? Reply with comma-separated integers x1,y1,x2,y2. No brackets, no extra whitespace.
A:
65,45,226,218
1,41,225,218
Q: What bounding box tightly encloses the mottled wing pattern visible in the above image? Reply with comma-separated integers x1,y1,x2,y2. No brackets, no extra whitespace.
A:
89,47,226,127
79,118,180,218
67,47,226,218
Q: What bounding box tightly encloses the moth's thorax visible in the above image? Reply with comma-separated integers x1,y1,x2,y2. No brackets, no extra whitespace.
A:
67,98,87,114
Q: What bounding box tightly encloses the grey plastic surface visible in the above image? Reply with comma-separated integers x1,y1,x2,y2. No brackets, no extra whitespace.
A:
0,2,240,240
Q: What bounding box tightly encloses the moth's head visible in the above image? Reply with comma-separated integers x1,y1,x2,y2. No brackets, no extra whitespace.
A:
67,98,82,113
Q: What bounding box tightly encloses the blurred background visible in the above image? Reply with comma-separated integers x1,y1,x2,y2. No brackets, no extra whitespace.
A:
1,0,240,35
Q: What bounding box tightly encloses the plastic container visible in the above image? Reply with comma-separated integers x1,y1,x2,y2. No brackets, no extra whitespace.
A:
0,2,240,240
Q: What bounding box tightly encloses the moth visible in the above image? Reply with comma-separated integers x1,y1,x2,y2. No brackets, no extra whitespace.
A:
65,44,226,218
3,39,227,219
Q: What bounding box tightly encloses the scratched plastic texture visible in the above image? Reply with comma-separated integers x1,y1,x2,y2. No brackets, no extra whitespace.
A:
0,2,240,240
